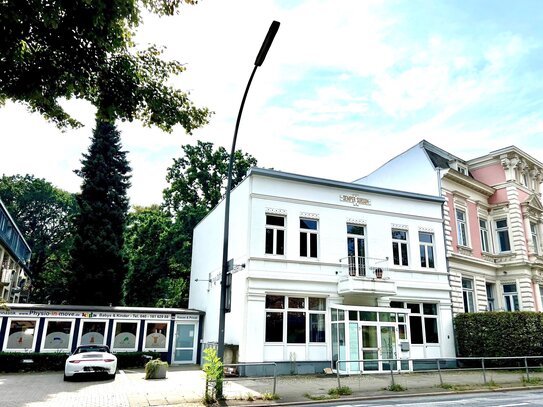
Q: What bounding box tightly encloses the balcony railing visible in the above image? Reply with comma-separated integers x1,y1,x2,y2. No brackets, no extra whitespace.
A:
339,256,389,279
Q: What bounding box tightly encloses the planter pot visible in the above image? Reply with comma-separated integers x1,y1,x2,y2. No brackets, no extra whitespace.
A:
147,364,167,379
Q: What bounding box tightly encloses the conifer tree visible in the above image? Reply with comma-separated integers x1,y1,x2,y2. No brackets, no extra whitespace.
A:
69,122,131,305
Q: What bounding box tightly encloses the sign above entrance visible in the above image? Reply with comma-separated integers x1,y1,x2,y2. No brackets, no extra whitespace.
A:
340,194,371,207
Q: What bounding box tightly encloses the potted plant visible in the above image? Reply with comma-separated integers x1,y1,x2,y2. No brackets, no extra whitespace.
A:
145,358,168,379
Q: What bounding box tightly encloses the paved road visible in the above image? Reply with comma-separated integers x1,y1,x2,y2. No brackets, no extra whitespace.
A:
306,389,543,407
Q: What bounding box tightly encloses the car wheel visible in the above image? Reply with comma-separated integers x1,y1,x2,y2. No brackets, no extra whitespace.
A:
63,374,71,382
108,372,116,380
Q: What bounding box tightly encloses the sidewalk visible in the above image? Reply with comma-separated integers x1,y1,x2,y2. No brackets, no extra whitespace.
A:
121,365,543,406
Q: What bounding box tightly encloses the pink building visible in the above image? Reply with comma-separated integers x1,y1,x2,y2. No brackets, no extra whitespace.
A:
360,141,543,314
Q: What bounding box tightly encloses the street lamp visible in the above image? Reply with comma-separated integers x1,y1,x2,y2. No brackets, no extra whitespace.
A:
217,21,280,362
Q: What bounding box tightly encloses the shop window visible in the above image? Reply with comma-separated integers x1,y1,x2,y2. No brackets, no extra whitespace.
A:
143,321,170,351
41,320,73,352
3,319,38,351
112,321,139,351
265,215,285,255
404,302,440,345
265,295,326,344
79,320,107,346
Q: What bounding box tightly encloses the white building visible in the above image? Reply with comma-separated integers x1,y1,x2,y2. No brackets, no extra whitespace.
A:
189,168,455,374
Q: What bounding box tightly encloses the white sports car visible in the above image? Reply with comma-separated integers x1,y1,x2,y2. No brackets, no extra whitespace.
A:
64,345,117,381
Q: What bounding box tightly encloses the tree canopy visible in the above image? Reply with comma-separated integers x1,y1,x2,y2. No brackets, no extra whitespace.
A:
0,175,77,303
0,0,209,130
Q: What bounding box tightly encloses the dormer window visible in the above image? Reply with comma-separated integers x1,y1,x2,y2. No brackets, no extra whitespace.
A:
457,164,468,176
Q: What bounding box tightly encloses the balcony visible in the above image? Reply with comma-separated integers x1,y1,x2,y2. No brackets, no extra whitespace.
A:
0,268,12,287
337,256,397,297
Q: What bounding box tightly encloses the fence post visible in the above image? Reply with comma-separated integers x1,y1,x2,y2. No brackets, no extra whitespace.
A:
481,358,487,385
273,363,277,395
524,357,530,382
436,359,443,386
389,359,395,386
336,360,341,389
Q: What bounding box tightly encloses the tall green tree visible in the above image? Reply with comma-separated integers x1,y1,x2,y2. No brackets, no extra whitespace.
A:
0,0,208,131
159,141,257,295
0,175,77,303
69,123,131,305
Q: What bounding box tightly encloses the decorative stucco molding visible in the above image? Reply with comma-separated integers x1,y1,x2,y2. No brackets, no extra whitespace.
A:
266,208,287,215
300,212,319,219
347,218,367,226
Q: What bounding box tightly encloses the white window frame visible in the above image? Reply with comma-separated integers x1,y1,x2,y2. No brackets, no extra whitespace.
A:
77,319,109,347
2,317,39,352
347,224,366,276
502,283,520,311
530,222,539,255
462,278,475,312
40,318,75,353
265,214,286,256
111,319,141,352
479,218,490,253
143,320,170,352
456,209,468,247
486,283,495,311
391,229,409,266
300,218,318,258
495,218,511,252
264,295,326,344
419,231,435,269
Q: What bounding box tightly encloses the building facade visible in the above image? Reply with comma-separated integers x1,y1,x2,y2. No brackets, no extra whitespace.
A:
189,168,455,374
0,304,202,364
0,199,31,303
360,141,543,315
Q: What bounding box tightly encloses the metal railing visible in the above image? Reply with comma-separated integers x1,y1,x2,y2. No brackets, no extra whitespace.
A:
338,256,389,278
222,362,277,395
335,356,543,389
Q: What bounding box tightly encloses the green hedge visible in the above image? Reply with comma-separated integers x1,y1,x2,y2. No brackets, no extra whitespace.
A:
455,311,543,358
0,351,160,373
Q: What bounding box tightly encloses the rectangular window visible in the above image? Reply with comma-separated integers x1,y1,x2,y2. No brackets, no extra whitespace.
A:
503,283,519,311
456,209,468,246
531,223,539,255
265,215,285,255
300,218,318,258
264,295,326,343
143,321,170,351
419,232,435,268
112,320,139,351
479,219,490,252
3,319,38,351
79,320,107,346
496,219,511,252
347,224,366,276
392,229,409,266
405,303,440,345
41,320,73,352
462,278,475,312
486,283,495,311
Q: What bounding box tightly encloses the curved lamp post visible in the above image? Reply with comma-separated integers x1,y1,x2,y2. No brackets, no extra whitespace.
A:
217,21,280,362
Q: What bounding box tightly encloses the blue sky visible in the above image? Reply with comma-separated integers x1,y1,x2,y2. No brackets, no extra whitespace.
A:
1,0,543,206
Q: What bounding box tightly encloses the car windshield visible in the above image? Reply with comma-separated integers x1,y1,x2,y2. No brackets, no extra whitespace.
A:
74,345,110,354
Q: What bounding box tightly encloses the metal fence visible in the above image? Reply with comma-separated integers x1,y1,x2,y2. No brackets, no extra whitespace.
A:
336,356,543,389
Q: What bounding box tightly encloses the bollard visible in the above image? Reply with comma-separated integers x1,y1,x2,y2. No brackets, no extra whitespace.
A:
389,360,395,386
481,358,487,385
272,363,277,395
524,357,530,382
336,361,342,389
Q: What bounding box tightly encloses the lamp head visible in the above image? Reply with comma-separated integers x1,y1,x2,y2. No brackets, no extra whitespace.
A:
254,21,280,67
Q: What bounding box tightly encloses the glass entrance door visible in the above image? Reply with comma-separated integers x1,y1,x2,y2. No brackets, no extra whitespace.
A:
173,323,197,364
380,326,397,371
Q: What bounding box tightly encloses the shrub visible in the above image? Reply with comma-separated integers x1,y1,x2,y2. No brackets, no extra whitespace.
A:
455,312,543,360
